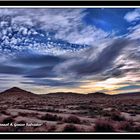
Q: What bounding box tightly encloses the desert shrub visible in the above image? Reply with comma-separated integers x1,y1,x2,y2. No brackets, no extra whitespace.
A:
40,113,62,121
130,111,137,116
110,111,125,121
0,110,10,115
47,125,56,132
123,107,128,112
64,115,81,124
57,121,63,125
62,124,79,132
2,117,14,124
79,105,91,110
133,125,140,132
102,111,111,117
18,112,28,117
82,119,90,125
94,119,115,132
118,120,134,132
46,108,59,113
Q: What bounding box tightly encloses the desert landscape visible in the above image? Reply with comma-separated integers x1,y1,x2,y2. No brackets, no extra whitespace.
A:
0,8,140,133
0,87,140,132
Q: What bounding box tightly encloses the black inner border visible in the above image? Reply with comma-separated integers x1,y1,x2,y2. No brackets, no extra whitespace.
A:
0,0,139,6
0,0,140,139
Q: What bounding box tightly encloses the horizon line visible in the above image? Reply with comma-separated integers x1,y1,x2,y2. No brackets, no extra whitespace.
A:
0,86,139,96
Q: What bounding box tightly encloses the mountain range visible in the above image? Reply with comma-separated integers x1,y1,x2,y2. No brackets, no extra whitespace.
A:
0,87,139,98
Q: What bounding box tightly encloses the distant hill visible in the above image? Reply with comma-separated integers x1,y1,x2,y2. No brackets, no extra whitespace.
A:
87,92,110,97
114,92,140,97
0,87,140,98
45,91,110,98
46,92,82,96
0,87,39,99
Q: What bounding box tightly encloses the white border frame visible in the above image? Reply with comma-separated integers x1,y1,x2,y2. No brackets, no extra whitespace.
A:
0,5,139,135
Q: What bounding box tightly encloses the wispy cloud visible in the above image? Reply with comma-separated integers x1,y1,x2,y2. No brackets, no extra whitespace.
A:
124,9,140,22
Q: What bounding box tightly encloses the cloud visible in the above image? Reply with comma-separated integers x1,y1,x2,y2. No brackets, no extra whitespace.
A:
0,8,113,48
54,39,130,79
0,8,139,94
0,36,139,92
21,79,84,87
13,54,67,66
126,24,140,40
24,66,57,78
54,21,111,46
0,10,91,57
124,9,140,40
0,53,67,78
0,64,25,74
11,53,67,78
116,85,140,91
124,9,140,22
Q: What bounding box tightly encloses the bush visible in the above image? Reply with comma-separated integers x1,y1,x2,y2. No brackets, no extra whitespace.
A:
2,117,14,124
110,111,125,121
18,112,28,117
94,119,115,132
63,124,79,132
0,110,10,115
133,125,140,132
64,115,81,124
102,111,111,117
119,120,134,132
47,125,56,132
40,113,62,121
46,108,59,113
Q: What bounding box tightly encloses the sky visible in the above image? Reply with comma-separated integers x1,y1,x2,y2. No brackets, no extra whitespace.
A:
0,8,139,94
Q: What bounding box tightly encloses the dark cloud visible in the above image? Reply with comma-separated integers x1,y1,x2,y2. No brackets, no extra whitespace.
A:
24,66,57,78
0,64,25,74
22,79,84,87
0,53,67,79
0,52,68,90
0,55,67,87
55,39,130,79
72,39,129,75
101,68,123,80
13,54,66,66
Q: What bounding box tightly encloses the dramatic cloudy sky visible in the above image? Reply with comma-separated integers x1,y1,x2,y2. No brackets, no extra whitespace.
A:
0,8,139,94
